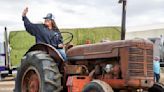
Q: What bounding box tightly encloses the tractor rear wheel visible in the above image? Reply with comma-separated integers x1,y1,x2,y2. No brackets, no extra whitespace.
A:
15,51,62,92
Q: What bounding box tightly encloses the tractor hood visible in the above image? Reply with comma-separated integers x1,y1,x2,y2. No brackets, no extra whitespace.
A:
66,39,153,60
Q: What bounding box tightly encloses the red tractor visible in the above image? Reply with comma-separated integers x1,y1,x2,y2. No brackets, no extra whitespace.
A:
14,0,164,91
14,31,164,92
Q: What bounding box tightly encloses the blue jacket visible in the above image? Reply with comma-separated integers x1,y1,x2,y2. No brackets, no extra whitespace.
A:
22,16,63,48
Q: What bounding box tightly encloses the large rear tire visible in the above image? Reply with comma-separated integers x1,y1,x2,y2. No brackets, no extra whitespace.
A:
15,51,62,92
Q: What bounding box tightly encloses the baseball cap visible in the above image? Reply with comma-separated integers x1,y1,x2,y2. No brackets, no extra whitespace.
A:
154,56,160,61
43,13,55,20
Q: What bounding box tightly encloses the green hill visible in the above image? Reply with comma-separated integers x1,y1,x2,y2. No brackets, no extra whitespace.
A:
9,26,121,66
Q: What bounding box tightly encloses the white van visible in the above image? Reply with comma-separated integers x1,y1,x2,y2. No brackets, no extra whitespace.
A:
0,42,5,69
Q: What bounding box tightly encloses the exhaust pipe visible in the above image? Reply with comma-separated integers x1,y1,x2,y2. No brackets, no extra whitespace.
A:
119,0,127,40
4,27,10,69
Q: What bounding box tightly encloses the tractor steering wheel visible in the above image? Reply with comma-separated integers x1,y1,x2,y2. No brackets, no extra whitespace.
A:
61,32,73,45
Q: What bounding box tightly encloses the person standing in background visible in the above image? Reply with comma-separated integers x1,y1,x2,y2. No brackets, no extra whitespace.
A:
153,56,160,82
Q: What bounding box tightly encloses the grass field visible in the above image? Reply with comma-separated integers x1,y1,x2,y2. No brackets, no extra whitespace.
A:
9,26,121,66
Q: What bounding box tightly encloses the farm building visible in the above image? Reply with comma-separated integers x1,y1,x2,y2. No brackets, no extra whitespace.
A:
126,24,164,39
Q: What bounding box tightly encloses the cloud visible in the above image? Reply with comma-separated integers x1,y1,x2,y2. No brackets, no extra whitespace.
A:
124,0,164,27
0,0,163,41
128,0,164,17
0,0,163,30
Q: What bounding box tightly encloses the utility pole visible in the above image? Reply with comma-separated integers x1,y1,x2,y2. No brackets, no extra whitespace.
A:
119,0,127,40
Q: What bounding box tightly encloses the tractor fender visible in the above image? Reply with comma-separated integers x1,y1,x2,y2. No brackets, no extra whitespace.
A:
25,43,64,63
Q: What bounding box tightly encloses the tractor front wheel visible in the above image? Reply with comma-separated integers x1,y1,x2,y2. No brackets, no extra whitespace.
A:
148,83,164,92
82,80,113,92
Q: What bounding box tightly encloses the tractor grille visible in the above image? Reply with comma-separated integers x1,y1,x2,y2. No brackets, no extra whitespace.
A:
128,47,153,77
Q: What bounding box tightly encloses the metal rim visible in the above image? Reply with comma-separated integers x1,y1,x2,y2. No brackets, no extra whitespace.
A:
21,66,41,92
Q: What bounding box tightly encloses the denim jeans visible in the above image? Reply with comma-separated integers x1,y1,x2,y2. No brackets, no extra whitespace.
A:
154,72,160,82
57,49,67,61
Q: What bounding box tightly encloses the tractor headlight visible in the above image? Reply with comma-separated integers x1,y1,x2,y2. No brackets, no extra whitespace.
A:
104,64,113,73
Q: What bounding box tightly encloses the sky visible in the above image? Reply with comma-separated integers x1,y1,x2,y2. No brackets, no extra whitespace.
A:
0,0,164,41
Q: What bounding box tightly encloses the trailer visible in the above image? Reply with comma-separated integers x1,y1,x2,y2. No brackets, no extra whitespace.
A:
0,27,16,80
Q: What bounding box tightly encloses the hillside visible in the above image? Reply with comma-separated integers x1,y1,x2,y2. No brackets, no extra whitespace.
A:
9,26,121,66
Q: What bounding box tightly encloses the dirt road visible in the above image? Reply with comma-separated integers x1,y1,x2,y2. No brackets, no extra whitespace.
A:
160,75,164,83
160,67,164,83
0,77,15,92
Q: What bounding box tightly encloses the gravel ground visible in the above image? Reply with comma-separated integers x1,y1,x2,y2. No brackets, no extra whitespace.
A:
160,67,164,83
0,77,15,92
